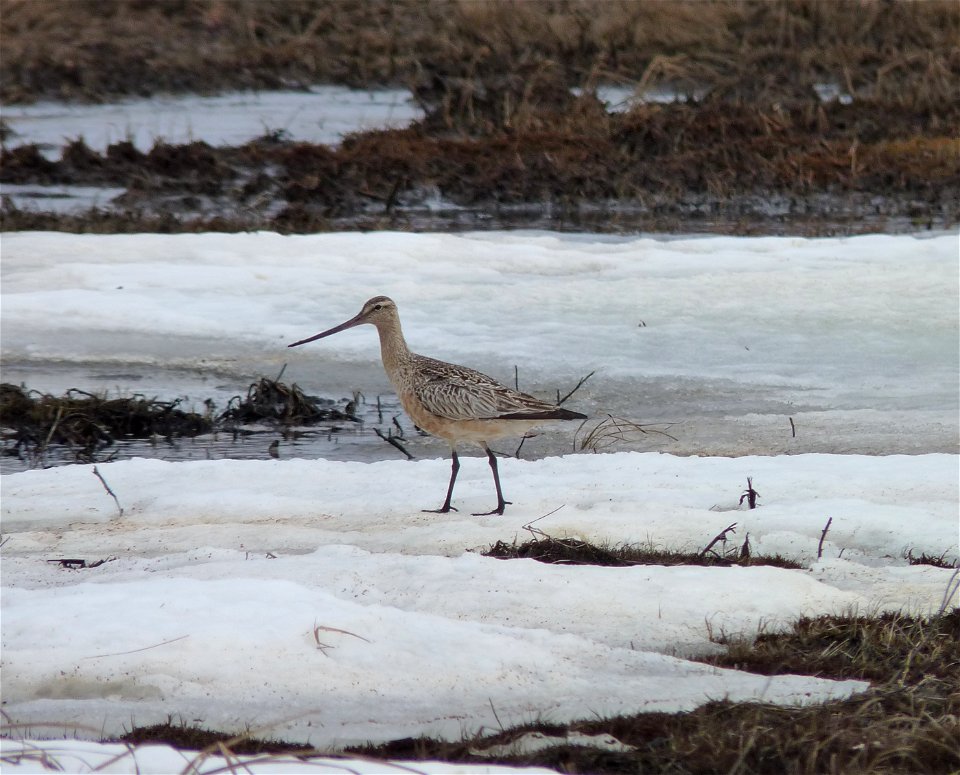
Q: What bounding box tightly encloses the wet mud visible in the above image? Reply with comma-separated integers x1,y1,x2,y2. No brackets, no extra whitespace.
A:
2,96,957,236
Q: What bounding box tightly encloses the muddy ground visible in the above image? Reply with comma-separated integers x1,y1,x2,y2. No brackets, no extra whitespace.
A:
3,97,956,235
1,0,958,235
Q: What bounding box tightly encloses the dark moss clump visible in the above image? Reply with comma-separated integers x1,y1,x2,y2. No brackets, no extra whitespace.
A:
217,377,357,426
707,608,960,684
484,536,803,569
0,378,357,466
0,383,213,462
905,549,958,568
118,720,313,756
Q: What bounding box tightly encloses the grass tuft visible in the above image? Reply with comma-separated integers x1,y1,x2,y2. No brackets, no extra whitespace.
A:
118,719,313,756
484,536,803,569
0,383,213,464
347,609,960,774
9,612,956,774
905,548,959,569
0,379,355,467
3,0,956,116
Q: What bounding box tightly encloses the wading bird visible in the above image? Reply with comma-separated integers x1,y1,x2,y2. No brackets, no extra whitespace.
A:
288,296,586,515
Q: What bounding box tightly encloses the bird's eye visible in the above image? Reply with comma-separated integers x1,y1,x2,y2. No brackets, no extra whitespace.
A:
374,304,383,311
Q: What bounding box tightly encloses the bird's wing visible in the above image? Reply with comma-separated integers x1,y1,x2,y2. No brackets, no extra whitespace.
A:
412,356,560,421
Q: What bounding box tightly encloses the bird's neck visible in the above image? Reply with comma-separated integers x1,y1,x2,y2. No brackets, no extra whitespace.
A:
374,319,413,377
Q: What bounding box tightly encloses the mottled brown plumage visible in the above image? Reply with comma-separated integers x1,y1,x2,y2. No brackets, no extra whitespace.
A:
289,296,586,515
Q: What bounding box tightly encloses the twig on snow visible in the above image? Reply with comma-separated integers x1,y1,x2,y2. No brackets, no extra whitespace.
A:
557,370,596,406
373,427,413,460
939,569,960,616
82,634,189,659
92,465,124,516
818,517,833,559
521,505,565,541
739,477,759,509
701,523,738,557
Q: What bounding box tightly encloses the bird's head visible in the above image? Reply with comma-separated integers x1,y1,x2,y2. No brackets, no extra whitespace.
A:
288,296,398,347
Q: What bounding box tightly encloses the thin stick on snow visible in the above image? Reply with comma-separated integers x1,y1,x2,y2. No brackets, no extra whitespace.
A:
701,523,737,557
314,625,371,643
82,634,189,659
818,517,833,559
557,370,596,406
939,569,960,616
92,466,124,516
372,427,413,459
488,698,505,732
522,505,565,540
41,405,64,459
313,623,371,655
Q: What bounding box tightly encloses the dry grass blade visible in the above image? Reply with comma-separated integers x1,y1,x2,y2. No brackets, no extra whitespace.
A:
0,743,62,771
82,634,189,660
576,415,677,452
313,622,371,655
817,516,833,559
92,465,124,516
738,477,759,509
0,719,110,739
700,523,737,557
521,505,566,541
556,370,595,406
314,625,371,644
939,568,960,616
372,427,413,460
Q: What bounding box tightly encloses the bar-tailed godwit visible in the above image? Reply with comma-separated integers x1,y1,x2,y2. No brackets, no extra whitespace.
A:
289,296,586,515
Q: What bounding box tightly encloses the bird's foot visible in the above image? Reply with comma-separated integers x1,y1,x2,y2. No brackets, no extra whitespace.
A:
472,500,511,517
423,505,458,514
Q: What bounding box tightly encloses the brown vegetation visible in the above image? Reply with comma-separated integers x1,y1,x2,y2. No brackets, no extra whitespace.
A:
2,0,957,113
0,379,350,465
350,609,960,774
218,376,355,426
106,609,960,774
484,535,803,569
3,94,957,234
0,382,213,462
1,1,958,233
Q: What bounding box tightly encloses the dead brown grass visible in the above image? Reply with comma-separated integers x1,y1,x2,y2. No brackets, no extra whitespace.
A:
0,378,352,466
484,535,803,569
9,608,954,774
218,376,354,426
347,609,960,774
0,382,213,463
2,2,957,233
2,0,957,113
3,96,957,233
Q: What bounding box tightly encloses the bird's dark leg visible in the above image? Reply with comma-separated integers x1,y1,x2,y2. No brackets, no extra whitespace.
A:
473,446,512,516
423,449,460,513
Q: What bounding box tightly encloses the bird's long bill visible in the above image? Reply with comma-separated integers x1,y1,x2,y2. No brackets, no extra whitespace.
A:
287,312,365,347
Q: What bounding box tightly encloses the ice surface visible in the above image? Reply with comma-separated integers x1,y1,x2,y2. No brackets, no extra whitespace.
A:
1,230,956,455
2,88,423,154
